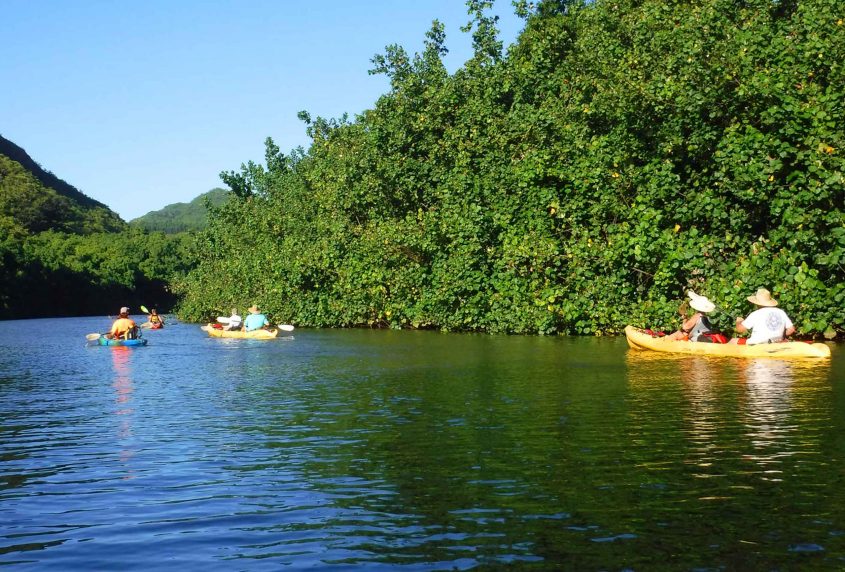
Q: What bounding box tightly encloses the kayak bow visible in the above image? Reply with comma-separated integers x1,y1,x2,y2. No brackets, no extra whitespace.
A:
97,337,148,347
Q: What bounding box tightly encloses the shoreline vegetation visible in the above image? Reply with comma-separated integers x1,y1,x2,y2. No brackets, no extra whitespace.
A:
3,0,844,338
176,0,845,338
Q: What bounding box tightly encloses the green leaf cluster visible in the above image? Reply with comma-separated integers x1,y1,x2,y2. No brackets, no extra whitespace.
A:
177,0,845,337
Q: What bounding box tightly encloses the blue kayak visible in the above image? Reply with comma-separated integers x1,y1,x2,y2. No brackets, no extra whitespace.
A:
97,337,148,347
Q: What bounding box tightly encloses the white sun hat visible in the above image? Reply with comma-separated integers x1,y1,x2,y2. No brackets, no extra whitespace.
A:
687,290,715,313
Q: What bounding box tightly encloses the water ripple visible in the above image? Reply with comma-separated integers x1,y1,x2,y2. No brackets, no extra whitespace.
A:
1,321,843,569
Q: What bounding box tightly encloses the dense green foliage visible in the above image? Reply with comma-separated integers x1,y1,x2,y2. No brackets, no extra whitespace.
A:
0,144,194,319
0,134,122,216
174,0,842,337
1,229,193,319
0,154,124,235
130,188,231,233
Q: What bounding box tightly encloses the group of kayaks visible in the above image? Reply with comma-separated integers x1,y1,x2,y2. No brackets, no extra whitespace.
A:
625,326,831,359
88,318,831,359
89,327,292,346
88,321,295,346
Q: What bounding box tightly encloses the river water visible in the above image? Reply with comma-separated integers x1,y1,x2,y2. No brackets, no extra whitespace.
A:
1,317,844,570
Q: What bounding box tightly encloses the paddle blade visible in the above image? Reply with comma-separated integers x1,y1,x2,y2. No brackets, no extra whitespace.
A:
279,324,295,332
140,305,150,314
86,333,101,341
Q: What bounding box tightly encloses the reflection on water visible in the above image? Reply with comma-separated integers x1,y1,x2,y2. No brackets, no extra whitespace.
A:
679,357,722,463
741,359,795,455
624,349,842,567
0,319,844,570
111,347,135,476
738,359,834,491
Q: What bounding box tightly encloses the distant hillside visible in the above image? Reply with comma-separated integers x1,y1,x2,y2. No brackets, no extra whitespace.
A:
130,188,231,233
0,134,125,234
0,134,119,211
0,135,192,320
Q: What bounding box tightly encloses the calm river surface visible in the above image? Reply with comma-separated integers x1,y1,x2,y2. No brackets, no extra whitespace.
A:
1,317,844,570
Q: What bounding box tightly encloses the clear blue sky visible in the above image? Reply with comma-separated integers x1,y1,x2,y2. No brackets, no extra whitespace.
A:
1,1,525,221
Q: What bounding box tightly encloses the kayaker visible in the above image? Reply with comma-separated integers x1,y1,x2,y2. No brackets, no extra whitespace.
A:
668,290,715,341
148,308,165,328
733,288,795,345
223,308,242,331
243,305,270,332
108,307,139,340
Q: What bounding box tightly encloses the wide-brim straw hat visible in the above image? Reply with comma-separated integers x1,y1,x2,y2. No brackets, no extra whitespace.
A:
248,305,261,314
747,288,778,307
687,290,715,313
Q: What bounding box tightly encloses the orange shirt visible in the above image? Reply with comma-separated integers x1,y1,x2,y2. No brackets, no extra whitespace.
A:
110,317,136,338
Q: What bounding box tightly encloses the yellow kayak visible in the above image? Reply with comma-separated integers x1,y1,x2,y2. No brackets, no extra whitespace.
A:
625,326,831,359
203,325,279,339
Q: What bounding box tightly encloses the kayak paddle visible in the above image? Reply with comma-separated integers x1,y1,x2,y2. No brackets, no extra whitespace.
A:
140,305,150,314
86,333,102,341
278,324,295,332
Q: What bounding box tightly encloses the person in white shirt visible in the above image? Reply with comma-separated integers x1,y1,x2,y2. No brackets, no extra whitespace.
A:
223,308,242,331
734,288,795,345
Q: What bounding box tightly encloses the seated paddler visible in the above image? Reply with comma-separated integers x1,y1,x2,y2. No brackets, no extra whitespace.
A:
668,291,715,342
108,307,139,339
243,305,270,332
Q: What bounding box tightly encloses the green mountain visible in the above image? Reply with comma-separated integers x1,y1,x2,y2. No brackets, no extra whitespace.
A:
0,134,191,319
130,187,231,233
0,133,125,234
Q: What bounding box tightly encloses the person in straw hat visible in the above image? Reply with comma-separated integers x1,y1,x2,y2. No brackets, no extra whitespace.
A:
243,304,270,332
668,290,716,341
733,288,795,345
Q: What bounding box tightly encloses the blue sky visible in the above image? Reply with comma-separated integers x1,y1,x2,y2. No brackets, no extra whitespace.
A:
1,1,525,221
